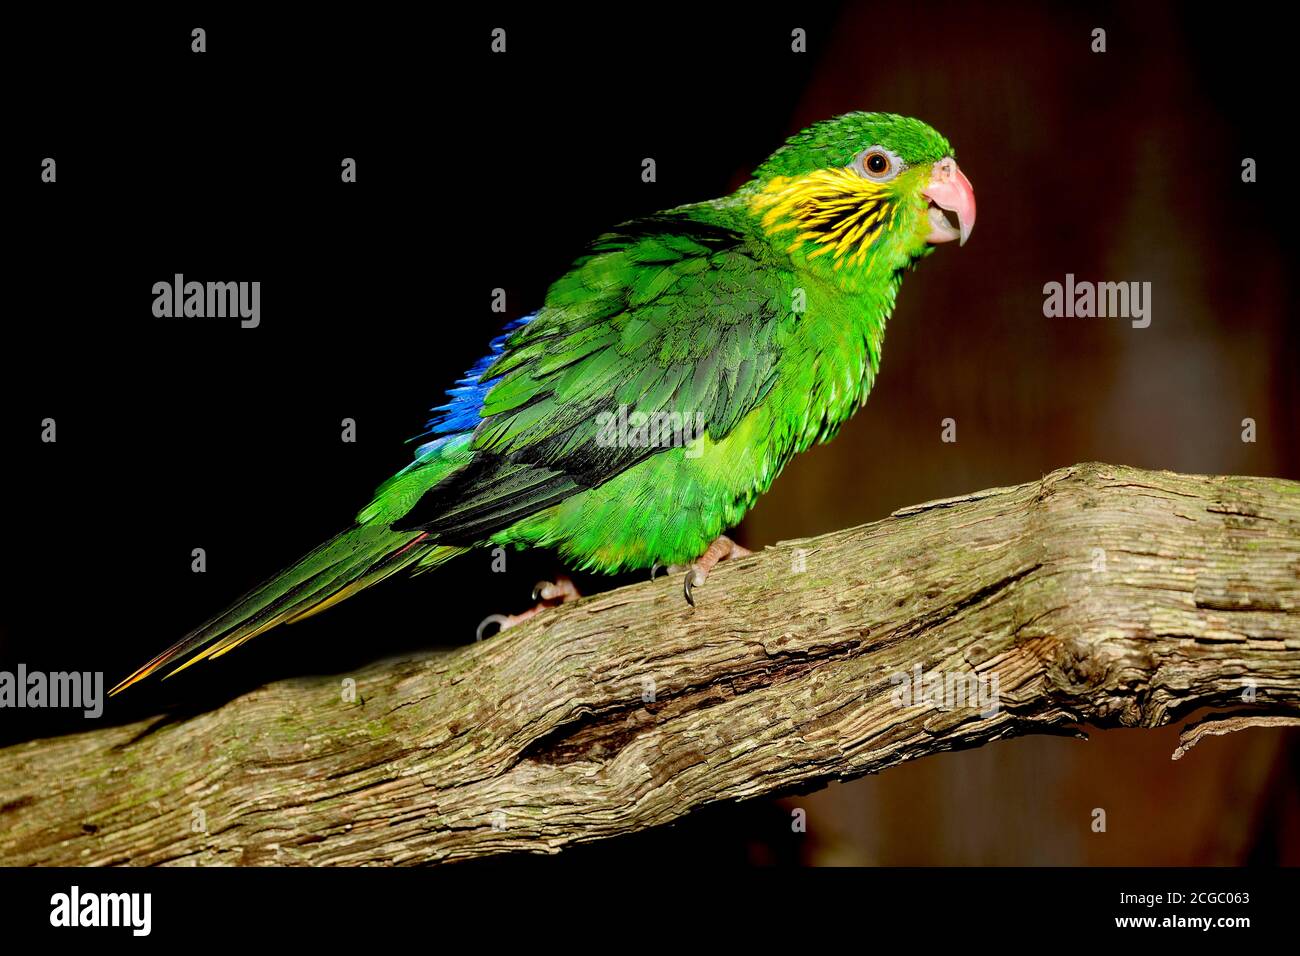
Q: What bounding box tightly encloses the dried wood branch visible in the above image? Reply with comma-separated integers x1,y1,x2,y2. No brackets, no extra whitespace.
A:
2,462,1297,865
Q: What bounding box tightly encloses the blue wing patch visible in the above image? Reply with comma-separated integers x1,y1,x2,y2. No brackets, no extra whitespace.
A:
413,313,536,455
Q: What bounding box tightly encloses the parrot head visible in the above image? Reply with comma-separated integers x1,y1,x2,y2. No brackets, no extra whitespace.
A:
748,112,975,275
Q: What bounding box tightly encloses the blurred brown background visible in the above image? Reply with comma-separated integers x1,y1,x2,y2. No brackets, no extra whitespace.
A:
731,0,1298,864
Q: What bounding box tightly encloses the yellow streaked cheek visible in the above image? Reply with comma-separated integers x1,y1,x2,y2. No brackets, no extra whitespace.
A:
751,170,895,265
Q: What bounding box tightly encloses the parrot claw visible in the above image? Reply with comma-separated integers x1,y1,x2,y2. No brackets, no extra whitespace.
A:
476,614,510,641
683,568,706,607
531,577,580,604
677,536,752,609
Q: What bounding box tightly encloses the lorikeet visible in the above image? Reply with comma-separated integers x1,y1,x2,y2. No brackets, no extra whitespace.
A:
111,112,975,695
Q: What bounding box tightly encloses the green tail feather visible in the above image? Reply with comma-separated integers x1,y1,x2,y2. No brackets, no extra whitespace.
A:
113,432,473,694
109,526,463,695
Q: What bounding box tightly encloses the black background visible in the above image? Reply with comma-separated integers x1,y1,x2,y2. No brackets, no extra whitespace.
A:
4,7,843,736
3,865,1292,941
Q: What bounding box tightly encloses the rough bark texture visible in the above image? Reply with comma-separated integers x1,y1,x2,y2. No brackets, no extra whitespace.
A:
2,462,1297,866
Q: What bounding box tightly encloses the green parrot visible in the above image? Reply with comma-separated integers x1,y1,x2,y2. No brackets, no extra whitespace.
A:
111,111,975,695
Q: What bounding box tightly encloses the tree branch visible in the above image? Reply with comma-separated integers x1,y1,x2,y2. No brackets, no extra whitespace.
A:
2,462,1298,865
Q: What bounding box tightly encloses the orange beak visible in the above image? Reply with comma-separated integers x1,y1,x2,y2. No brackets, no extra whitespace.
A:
922,157,976,246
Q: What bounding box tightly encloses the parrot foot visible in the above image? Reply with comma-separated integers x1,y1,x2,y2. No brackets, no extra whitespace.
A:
680,535,752,607
476,575,581,640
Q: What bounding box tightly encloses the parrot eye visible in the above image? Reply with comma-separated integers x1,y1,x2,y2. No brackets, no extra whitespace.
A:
854,146,903,183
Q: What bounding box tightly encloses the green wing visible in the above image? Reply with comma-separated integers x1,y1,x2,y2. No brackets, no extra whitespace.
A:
395,212,794,542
